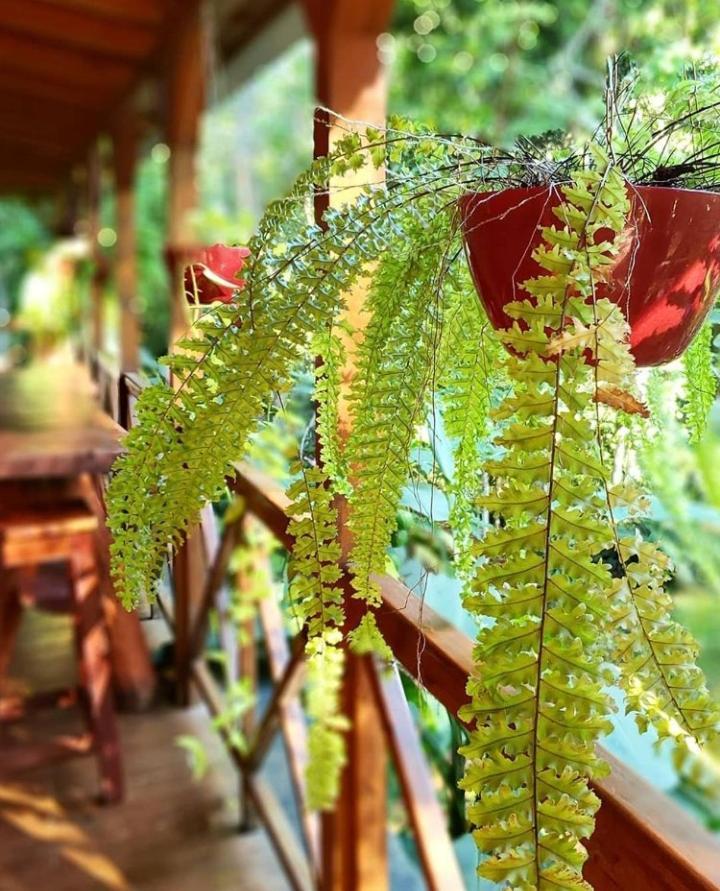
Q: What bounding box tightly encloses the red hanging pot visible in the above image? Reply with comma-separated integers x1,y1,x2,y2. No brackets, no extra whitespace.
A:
184,244,251,305
164,243,251,305
460,185,720,366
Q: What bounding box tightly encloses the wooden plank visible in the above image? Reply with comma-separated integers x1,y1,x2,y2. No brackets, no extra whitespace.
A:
1,109,94,152
0,734,94,774
40,0,170,26
0,65,110,109
2,607,291,891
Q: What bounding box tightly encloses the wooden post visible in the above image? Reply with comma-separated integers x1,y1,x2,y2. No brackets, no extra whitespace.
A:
113,115,140,372
165,1,208,705
87,142,105,357
301,2,394,889
166,1,205,345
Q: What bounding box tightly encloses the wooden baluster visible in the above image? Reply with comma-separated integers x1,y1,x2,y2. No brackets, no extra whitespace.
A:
369,663,466,891
300,2,394,889
258,586,320,872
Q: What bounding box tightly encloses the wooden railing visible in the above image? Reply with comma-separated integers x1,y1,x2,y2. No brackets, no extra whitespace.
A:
112,369,720,891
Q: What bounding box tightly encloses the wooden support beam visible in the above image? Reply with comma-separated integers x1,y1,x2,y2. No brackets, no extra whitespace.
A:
164,4,208,657
165,0,206,345
301,2,394,889
113,114,140,372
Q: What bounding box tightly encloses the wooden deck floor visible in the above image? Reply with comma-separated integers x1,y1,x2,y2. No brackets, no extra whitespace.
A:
0,608,291,891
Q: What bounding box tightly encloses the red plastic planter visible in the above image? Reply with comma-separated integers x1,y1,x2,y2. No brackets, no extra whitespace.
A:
460,185,720,365
184,244,251,305
165,243,250,305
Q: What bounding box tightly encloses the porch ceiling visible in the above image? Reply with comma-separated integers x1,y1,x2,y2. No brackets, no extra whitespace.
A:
0,0,293,195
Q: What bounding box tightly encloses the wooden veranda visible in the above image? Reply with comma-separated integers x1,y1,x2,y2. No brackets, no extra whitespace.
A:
1,2,720,890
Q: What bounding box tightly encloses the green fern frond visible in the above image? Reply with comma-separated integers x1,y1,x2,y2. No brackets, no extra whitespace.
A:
439,274,501,576
346,207,461,647
682,319,716,443
286,463,348,811
108,156,408,606
312,325,349,491
460,157,630,890
593,343,720,761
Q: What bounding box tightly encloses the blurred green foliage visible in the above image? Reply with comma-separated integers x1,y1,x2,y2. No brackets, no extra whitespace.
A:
0,199,51,317
389,0,720,140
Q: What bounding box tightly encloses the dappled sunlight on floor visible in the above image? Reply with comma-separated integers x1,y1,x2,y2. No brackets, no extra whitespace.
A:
0,609,290,891
0,782,130,889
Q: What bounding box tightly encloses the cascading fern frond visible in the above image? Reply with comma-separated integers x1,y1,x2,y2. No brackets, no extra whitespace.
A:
345,207,459,654
460,152,719,890
438,273,501,576
286,463,348,810
459,157,629,889
682,319,716,443
312,326,349,492
592,328,720,767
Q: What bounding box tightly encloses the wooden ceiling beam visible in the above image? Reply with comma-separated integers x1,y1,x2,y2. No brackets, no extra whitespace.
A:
0,134,79,163
0,0,158,62
1,105,96,149
0,31,132,90
0,171,62,193
0,67,109,110
0,90,104,135
38,0,170,27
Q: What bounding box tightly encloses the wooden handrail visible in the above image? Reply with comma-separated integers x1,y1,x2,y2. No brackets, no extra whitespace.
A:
231,461,720,891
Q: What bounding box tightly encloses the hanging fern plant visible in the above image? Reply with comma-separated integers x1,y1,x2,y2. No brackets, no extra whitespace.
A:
108,61,720,889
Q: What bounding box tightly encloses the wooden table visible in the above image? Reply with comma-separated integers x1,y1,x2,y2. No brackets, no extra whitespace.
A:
0,363,155,708
0,364,123,480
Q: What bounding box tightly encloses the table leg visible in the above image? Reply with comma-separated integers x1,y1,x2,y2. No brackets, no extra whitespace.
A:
79,474,156,711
